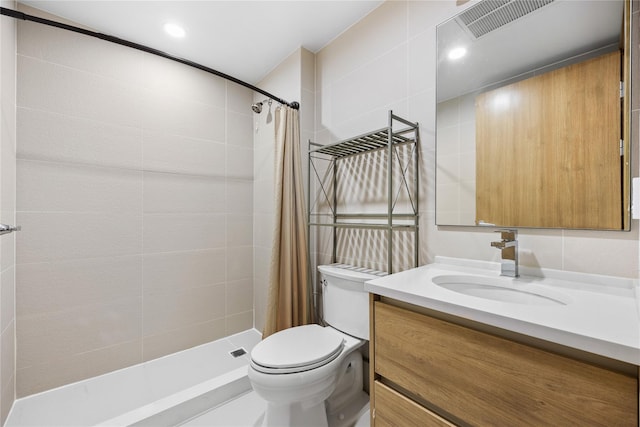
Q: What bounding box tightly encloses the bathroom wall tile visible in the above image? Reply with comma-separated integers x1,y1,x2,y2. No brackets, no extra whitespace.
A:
458,152,475,181
17,160,143,213
17,107,143,170
258,49,301,103
427,223,498,265
143,249,226,294
301,48,316,93
226,214,253,247
141,53,226,108
17,55,143,129
17,297,143,369
226,311,253,336
516,229,563,271
0,215,14,272
16,339,142,398
436,183,459,213
1,371,14,425
563,229,639,278
408,89,436,150
252,246,271,333
316,1,406,86
143,131,226,177
226,279,253,315
301,89,315,134
143,172,226,214
16,212,143,264
17,20,145,87
436,98,459,128
254,141,275,184
0,115,16,212
142,318,226,363
436,125,460,157
1,15,16,123
408,29,436,95
141,89,225,142
143,213,226,253
1,320,15,397
227,111,253,148
226,246,253,281
17,255,142,314
328,45,407,126
436,155,459,185
143,283,226,337
226,82,254,115
1,267,15,332
226,180,253,214
226,145,254,180
254,213,275,249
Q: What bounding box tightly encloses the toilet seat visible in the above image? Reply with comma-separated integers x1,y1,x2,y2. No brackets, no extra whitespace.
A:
251,324,345,374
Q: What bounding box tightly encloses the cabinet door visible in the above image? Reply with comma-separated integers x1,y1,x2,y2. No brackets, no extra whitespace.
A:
476,50,621,229
373,381,455,427
374,302,638,426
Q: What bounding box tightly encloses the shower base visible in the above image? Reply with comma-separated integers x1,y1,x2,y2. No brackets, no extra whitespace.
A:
6,329,261,426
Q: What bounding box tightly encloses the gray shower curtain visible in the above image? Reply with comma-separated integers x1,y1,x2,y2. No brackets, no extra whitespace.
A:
263,106,313,339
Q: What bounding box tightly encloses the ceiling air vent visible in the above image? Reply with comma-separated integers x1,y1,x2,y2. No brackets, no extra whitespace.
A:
456,0,555,38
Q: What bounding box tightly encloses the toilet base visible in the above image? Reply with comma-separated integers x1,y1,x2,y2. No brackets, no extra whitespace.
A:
260,400,328,427
327,391,369,427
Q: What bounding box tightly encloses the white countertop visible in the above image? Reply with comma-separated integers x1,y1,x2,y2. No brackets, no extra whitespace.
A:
365,257,640,365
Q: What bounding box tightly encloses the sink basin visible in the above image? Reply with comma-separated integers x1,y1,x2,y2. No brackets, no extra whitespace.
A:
432,275,568,306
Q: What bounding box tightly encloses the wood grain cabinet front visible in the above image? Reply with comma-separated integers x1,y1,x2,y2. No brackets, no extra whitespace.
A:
373,381,454,427
370,300,639,427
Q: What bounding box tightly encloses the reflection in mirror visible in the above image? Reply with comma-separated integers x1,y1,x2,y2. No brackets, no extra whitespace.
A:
435,0,631,230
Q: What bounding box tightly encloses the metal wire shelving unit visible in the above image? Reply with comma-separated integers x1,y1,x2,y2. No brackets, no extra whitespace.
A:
307,111,420,274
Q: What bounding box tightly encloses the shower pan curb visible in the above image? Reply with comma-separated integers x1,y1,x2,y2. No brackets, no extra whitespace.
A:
97,367,251,427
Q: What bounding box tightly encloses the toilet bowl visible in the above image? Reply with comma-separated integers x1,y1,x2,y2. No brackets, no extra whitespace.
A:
249,264,383,427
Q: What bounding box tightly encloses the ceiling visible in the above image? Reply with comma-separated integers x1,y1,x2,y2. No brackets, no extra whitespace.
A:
16,0,384,84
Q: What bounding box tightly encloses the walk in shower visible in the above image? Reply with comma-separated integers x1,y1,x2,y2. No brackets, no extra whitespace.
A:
0,5,292,409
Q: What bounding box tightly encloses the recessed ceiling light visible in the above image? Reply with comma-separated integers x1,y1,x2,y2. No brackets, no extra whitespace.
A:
448,47,467,60
163,23,186,38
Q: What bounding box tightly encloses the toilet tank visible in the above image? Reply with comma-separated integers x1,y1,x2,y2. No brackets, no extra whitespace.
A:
318,264,385,340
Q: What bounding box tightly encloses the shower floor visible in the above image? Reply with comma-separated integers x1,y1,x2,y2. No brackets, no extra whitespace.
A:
6,329,262,426
6,329,369,427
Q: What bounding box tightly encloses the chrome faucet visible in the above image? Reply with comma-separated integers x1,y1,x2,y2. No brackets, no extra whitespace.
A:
490,229,519,277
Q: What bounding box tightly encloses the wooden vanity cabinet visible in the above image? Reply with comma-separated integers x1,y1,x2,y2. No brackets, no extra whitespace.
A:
369,297,639,426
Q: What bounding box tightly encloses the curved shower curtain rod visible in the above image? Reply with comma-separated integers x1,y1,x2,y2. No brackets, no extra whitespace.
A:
0,7,300,110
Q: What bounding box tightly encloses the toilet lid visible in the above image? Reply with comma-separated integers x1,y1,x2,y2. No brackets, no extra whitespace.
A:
251,324,344,373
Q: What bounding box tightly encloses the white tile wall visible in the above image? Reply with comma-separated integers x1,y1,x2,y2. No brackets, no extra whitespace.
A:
0,1,17,422
314,0,639,278
15,10,255,397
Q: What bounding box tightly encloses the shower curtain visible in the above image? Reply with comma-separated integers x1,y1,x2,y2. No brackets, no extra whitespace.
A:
263,106,313,339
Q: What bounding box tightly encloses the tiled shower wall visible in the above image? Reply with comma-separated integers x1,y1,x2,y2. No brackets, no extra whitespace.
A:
15,10,254,397
315,0,639,278
0,1,17,423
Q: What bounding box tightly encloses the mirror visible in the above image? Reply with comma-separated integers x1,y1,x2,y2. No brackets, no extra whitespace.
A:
436,0,631,230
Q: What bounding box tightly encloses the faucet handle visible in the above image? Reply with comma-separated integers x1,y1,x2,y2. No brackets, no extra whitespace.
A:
494,229,517,241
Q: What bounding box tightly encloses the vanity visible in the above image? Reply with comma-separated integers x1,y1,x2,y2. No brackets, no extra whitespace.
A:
365,257,640,426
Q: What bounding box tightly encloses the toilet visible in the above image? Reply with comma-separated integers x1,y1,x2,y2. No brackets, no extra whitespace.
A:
248,264,381,427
